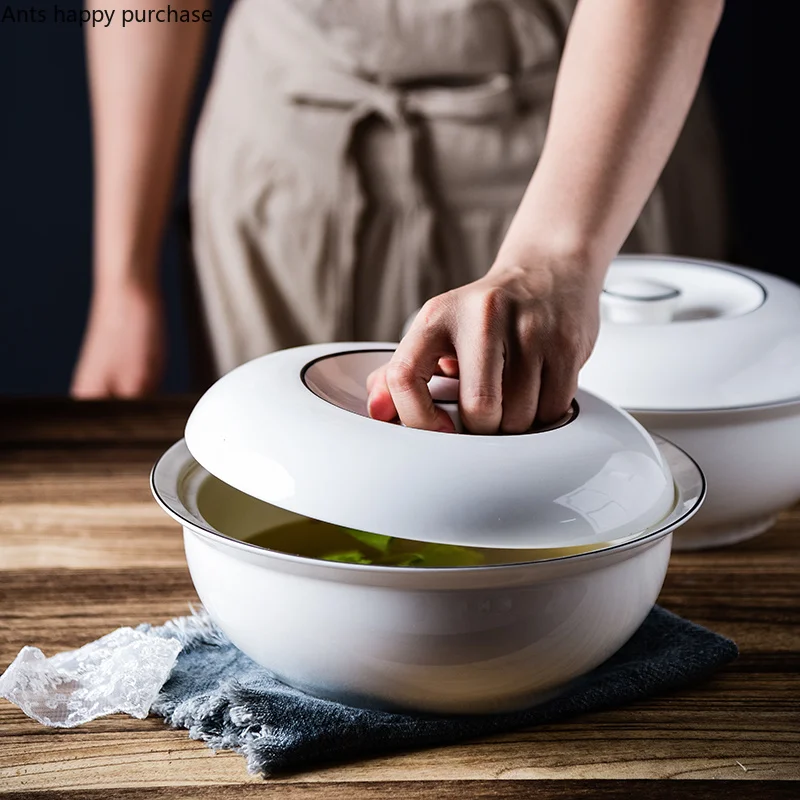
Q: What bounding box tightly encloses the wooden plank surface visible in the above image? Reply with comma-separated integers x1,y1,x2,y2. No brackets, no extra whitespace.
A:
1,398,799,797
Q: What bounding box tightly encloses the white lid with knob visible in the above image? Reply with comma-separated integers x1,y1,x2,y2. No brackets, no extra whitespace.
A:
581,256,800,411
184,342,677,549
601,278,682,324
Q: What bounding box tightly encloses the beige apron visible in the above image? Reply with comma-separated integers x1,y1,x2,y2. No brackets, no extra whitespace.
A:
190,0,727,377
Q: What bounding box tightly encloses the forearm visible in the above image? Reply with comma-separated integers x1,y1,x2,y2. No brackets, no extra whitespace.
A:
86,1,209,292
496,0,724,277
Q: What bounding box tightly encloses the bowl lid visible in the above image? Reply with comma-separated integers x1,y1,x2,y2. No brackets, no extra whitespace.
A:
580,256,800,411
184,342,676,549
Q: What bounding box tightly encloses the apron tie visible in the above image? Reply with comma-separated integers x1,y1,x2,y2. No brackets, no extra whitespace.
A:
283,68,557,338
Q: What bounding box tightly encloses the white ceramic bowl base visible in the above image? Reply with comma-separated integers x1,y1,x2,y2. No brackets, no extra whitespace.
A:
632,403,800,551
183,523,670,713
152,437,705,714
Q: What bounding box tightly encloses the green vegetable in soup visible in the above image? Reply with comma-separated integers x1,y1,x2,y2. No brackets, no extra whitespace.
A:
246,518,486,567
323,530,486,567
344,529,393,553
328,530,485,567
403,542,485,568
245,517,607,567
321,549,373,564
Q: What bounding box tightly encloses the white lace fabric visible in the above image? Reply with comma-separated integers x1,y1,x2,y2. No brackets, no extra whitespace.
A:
0,627,183,727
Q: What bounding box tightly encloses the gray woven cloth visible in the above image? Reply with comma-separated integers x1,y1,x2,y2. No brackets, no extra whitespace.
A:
141,606,737,776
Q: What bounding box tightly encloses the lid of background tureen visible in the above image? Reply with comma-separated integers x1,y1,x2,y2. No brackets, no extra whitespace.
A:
580,256,800,411
183,342,676,549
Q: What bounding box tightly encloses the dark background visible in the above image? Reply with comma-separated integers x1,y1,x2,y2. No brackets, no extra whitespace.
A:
0,1,782,395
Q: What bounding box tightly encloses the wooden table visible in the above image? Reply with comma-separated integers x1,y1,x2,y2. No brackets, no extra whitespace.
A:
1,399,798,799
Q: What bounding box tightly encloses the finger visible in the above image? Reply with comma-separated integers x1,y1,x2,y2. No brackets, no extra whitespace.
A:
70,370,110,400
537,357,579,424
456,320,505,436
366,365,383,395
386,329,456,432
115,366,157,399
366,364,398,422
71,382,108,400
500,346,543,434
116,379,153,399
437,357,459,378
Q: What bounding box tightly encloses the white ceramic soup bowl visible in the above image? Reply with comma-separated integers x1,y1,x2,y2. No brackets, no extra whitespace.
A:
630,402,800,550
580,257,800,551
151,436,704,715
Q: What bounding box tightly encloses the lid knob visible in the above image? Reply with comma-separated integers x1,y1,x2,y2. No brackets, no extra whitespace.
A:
425,374,576,434
427,375,465,433
601,278,681,324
